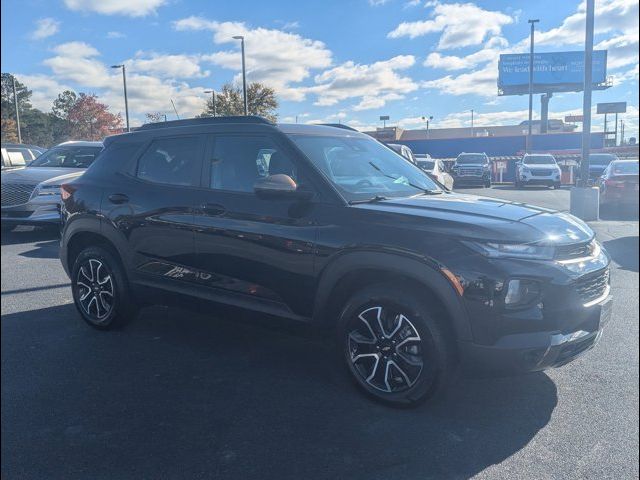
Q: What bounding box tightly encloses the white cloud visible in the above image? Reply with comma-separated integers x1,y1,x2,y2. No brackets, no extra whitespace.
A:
127,52,209,79
596,33,639,70
31,18,60,40
106,31,126,39
422,61,498,97
36,41,209,125
13,74,72,111
388,1,514,49
63,0,167,17
308,55,418,109
174,18,332,101
528,0,638,49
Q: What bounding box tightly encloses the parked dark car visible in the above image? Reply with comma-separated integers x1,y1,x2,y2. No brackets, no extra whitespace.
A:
587,153,619,179
1,142,46,169
387,143,417,164
598,159,639,208
1,141,103,229
451,152,492,187
59,117,612,406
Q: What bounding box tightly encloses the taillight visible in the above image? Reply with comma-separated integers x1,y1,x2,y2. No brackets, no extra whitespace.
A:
60,184,76,201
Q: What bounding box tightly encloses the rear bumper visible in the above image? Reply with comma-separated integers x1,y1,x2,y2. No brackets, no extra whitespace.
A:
459,294,612,373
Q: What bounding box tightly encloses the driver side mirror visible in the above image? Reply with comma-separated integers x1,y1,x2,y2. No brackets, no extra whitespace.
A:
254,174,313,201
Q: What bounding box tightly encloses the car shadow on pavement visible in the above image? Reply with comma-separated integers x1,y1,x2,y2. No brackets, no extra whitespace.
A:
1,226,59,246
599,204,639,221
603,236,639,273
1,303,558,480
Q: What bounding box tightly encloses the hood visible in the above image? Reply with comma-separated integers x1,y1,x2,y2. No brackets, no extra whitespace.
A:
523,163,560,169
38,170,84,187
353,192,593,245
1,166,84,185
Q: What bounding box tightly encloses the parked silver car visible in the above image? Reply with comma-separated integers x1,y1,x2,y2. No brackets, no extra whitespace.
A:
1,141,103,229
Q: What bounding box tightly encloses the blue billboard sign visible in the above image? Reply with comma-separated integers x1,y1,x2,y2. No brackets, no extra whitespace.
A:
498,51,608,95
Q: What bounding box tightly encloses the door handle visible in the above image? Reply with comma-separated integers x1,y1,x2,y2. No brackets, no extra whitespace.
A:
200,203,226,216
108,193,129,204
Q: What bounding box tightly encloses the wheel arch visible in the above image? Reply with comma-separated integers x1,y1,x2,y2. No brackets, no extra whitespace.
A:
312,251,472,342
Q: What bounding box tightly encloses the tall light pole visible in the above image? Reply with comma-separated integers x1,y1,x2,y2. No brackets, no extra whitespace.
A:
525,19,540,153
11,74,22,143
579,0,595,186
204,89,217,116
111,64,130,132
470,109,475,137
232,36,248,115
527,19,539,153
422,115,433,138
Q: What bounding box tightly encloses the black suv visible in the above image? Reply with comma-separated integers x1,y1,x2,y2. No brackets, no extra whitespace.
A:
451,152,492,187
60,117,612,406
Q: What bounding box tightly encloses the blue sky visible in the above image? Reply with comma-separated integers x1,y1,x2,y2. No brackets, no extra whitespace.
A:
1,0,638,137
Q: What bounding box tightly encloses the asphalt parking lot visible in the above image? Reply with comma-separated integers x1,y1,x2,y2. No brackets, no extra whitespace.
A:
2,186,638,480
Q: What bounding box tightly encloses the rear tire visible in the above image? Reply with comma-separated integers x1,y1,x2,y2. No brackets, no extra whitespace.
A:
337,283,455,407
71,246,138,330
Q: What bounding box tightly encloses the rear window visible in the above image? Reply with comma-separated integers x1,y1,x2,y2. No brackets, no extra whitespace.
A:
611,162,639,175
590,154,617,166
30,146,103,168
417,160,435,170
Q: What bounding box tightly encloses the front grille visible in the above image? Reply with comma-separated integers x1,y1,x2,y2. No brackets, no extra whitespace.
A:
1,183,37,207
556,241,594,261
575,269,610,304
531,169,553,176
458,167,483,176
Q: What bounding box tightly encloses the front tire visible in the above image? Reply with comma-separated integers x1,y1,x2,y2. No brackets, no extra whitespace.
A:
337,284,455,407
71,246,138,330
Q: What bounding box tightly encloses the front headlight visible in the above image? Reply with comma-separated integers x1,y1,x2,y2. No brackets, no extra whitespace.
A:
521,167,531,174
30,184,62,199
463,241,555,260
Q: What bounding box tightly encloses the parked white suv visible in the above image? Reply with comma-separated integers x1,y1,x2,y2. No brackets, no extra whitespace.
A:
516,154,562,189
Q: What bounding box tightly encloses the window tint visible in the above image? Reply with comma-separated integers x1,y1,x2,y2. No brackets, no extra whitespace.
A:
137,137,202,186
209,136,297,192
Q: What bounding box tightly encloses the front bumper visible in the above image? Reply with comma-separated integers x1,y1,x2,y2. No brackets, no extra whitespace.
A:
519,172,561,185
1,197,61,225
459,294,612,373
452,174,490,185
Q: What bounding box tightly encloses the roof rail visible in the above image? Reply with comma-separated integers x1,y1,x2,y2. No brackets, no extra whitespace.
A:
318,123,359,132
137,115,273,131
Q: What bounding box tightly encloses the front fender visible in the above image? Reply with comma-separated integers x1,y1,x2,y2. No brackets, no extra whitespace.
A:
312,250,472,342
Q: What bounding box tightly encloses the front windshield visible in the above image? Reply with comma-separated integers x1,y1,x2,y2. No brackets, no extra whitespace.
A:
29,146,103,168
456,154,486,164
589,154,617,166
611,162,639,175
289,134,440,201
524,155,557,165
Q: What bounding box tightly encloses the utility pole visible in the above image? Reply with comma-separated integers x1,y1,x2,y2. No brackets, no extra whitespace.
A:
233,36,248,115
620,120,625,145
527,19,540,153
11,75,22,143
204,90,217,116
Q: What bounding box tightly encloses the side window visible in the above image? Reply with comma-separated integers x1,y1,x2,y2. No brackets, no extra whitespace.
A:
137,136,202,187
209,136,297,193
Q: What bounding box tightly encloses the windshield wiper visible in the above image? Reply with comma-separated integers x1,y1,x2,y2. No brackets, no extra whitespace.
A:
349,195,389,205
367,161,441,195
